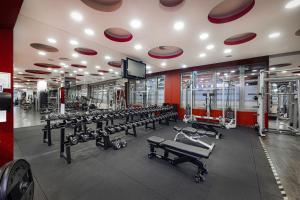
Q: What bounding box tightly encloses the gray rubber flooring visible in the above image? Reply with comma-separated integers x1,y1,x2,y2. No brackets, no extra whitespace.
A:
14,122,282,200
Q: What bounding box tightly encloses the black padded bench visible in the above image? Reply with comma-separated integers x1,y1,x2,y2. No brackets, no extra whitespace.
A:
189,121,224,139
147,136,210,182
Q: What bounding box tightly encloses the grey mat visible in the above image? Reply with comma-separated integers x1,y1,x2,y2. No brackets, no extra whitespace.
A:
14,122,282,200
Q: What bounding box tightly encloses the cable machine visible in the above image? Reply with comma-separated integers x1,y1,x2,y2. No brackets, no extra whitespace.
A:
257,69,300,136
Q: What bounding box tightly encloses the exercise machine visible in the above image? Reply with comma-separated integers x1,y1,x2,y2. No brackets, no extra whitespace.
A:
173,126,215,151
256,69,300,136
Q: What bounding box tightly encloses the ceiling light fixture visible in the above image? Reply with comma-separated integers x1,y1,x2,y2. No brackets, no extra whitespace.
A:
109,69,113,72
38,51,46,56
81,60,87,65
199,33,209,40
72,53,79,58
84,71,89,75
224,49,232,54
104,55,111,60
53,69,58,73
161,62,166,67
70,11,83,22
47,68,52,71
47,38,57,44
199,53,206,58
173,21,185,31
70,39,79,45
146,65,151,69
114,71,119,75
148,71,152,74
231,70,235,73
282,70,287,73
84,28,95,36
95,65,100,69
252,69,257,72
130,19,142,29
285,0,300,9
73,70,77,73
268,32,281,39
182,64,187,68
270,67,276,71
78,68,83,72
134,44,143,50
206,44,215,50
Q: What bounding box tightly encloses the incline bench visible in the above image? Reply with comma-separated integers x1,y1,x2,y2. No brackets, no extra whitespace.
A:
147,136,211,183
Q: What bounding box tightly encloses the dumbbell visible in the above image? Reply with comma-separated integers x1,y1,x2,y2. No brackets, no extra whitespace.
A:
79,133,90,142
67,135,79,145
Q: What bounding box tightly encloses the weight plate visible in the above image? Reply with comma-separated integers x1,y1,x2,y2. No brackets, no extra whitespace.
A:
0,159,34,200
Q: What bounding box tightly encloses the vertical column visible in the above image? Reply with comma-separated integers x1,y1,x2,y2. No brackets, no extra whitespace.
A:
0,30,13,166
60,87,65,114
239,66,245,110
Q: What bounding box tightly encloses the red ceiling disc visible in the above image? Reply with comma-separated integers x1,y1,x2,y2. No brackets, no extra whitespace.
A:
34,63,62,69
30,43,59,52
25,69,51,75
98,70,109,73
90,73,101,76
104,27,133,42
71,64,87,68
224,32,257,45
208,0,255,24
76,74,84,76
160,0,184,7
74,47,98,56
108,61,122,68
81,0,122,12
148,46,183,59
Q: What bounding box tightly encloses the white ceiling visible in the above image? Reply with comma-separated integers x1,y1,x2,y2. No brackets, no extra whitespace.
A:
13,0,300,87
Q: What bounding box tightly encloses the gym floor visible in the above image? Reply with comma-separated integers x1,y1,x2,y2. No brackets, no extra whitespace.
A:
14,120,283,200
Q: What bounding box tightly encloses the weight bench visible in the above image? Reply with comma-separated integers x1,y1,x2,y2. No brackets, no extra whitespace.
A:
147,136,210,183
189,121,224,139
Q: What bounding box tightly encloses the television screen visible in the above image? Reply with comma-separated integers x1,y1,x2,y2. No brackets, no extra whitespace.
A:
123,58,146,79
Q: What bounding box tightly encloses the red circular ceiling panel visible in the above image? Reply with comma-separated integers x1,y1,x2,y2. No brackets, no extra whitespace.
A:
224,32,256,45
98,70,109,73
104,27,133,42
148,46,183,59
81,0,122,12
208,0,255,24
74,47,98,56
108,61,122,68
160,0,184,7
30,43,59,52
25,69,51,75
34,63,62,69
90,73,101,76
24,77,44,80
295,29,300,36
71,64,87,68
76,74,84,76
269,63,292,68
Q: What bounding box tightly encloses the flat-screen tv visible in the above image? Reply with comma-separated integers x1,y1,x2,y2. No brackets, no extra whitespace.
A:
122,58,146,79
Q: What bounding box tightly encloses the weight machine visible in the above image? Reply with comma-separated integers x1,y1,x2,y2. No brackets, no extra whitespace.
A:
256,69,300,136
183,77,237,129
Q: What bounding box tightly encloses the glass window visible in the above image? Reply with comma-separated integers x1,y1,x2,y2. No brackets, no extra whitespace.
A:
157,76,165,106
181,73,192,109
146,78,157,106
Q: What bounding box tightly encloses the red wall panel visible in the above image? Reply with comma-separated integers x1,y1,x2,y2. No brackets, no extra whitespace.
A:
0,30,14,166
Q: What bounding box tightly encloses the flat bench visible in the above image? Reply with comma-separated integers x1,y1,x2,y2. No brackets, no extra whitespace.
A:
147,136,210,183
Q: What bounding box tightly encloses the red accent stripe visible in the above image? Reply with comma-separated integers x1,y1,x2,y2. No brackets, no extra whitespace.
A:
148,50,183,59
224,33,257,45
104,31,133,42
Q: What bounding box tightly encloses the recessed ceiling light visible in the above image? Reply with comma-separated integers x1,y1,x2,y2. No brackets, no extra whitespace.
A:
105,55,111,60
60,70,64,74
70,73,73,76
251,73,256,75
231,70,235,73
148,71,152,74
174,21,185,31
216,72,220,75
72,53,79,58
84,71,89,75
285,0,300,9
84,28,95,36
146,65,151,69
38,51,46,56
206,44,215,50
268,32,280,39
199,33,209,40
70,39,79,45
224,48,232,54
161,62,166,67
47,38,57,44
134,44,143,50
64,65,69,68
53,69,58,73
199,53,206,58
114,71,119,75
109,69,113,72
47,68,52,71
81,60,87,65
182,64,187,68
244,75,248,78
130,19,142,29
60,62,66,66
252,69,257,72
270,67,276,71
73,70,77,73
70,11,83,22
99,72,104,75
78,68,83,72
282,70,287,73
95,65,100,69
